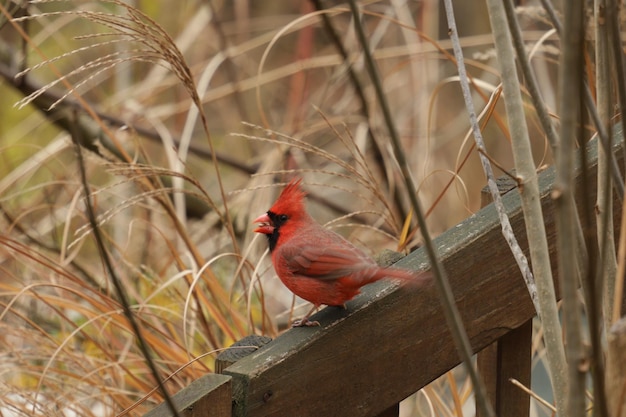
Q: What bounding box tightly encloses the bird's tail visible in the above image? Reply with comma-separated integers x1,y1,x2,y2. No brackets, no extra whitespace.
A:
377,266,431,286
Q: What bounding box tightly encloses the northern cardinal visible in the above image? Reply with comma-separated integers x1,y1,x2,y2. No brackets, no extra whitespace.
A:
254,178,428,327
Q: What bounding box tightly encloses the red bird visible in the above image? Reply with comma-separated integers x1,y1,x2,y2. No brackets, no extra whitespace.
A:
254,178,427,327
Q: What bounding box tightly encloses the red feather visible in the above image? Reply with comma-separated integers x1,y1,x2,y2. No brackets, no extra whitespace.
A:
254,178,428,326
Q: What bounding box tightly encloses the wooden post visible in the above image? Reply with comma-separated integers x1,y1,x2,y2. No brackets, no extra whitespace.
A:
476,175,532,417
477,320,532,417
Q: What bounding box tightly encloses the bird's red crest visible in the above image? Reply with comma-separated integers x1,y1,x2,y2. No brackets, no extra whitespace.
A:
269,178,307,217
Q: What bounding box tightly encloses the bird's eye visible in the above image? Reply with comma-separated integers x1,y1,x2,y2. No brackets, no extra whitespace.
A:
279,214,288,222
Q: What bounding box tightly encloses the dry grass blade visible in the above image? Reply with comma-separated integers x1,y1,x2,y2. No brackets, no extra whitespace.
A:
510,378,557,413
0,238,195,415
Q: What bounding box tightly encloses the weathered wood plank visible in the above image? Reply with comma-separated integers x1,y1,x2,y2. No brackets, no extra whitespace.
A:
144,374,232,417
375,404,399,417
477,320,532,417
476,175,532,417
222,133,623,417
215,335,273,375
477,340,499,412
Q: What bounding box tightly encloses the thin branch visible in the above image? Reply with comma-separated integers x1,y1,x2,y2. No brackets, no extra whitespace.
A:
555,1,588,416
510,378,557,413
206,0,249,122
70,113,182,417
594,0,618,332
503,2,558,150
539,0,625,200
445,4,540,321
484,0,568,414
504,0,591,322
605,0,626,167
346,2,495,417
309,0,407,223
591,0,614,415
608,0,626,325
0,43,254,220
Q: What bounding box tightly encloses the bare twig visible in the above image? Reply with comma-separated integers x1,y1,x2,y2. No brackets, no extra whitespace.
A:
70,114,182,417
605,0,626,167
539,0,625,200
554,1,589,416
484,0,568,414
504,0,591,323
591,1,614,416
609,0,626,324
308,0,407,222
346,1,494,417
594,0,618,333
510,378,557,413
442,2,540,317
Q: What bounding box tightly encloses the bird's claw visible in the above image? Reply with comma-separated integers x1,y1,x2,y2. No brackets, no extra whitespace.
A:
292,318,320,327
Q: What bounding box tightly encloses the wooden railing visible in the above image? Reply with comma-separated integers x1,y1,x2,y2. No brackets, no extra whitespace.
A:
145,133,624,417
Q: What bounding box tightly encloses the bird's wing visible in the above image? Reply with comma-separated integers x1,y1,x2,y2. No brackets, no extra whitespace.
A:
277,237,374,281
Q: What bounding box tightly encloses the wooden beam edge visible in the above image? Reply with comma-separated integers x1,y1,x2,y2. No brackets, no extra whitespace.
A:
144,374,232,417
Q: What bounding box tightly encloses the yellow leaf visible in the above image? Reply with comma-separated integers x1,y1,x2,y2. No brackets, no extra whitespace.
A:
398,208,413,251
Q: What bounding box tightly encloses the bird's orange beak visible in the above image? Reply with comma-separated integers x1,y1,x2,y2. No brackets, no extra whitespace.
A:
253,213,274,234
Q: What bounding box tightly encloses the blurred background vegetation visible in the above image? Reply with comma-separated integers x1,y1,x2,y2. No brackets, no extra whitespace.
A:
0,0,599,416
